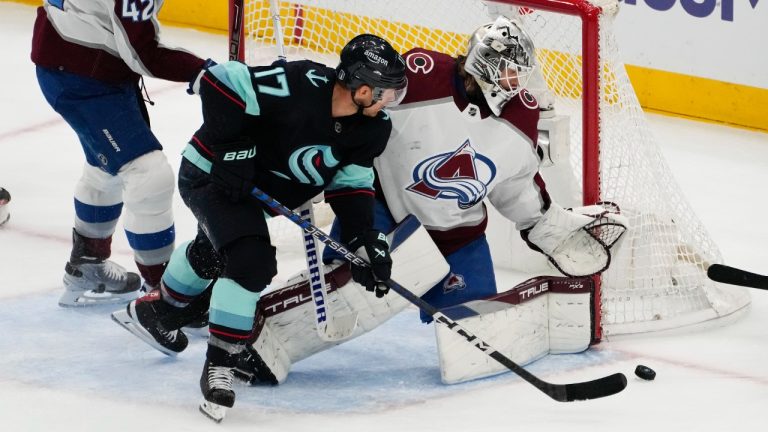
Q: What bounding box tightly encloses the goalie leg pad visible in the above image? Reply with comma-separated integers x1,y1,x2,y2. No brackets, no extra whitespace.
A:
436,276,593,384
243,215,450,383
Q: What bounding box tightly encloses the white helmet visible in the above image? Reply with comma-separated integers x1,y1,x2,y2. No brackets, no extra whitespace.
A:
464,16,536,115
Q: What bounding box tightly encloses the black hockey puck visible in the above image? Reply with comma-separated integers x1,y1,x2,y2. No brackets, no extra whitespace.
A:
634,365,656,381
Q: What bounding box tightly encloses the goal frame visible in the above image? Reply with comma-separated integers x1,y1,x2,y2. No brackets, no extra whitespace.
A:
226,0,750,340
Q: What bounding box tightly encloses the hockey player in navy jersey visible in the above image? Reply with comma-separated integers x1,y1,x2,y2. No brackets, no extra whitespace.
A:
112,34,408,421
31,0,210,306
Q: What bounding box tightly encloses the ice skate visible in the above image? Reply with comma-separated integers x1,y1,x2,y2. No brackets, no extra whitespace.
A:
199,360,236,423
59,229,141,306
111,290,188,356
60,258,141,306
0,187,10,227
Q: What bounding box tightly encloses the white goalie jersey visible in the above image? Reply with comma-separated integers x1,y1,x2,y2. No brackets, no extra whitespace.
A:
376,48,548,248
379,49,628,277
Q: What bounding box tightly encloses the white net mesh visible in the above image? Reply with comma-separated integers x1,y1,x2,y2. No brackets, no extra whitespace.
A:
237,0,749,335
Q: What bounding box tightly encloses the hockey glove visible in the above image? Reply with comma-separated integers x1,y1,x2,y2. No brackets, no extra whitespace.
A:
209,140,256,203
349,230,392,298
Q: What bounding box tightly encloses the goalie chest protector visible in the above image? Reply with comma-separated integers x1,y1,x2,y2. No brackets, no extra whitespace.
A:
376,48,542,231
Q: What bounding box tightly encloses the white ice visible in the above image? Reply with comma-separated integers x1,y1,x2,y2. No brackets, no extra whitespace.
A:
1,3,767,431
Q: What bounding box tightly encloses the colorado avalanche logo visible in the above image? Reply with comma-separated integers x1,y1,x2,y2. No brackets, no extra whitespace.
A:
519,88,538,109
287,145,338,186
407,140,496,209
443,273,467,293
405,51,434,74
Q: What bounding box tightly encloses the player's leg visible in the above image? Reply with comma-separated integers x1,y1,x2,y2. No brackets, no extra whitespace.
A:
112,231,221,355
419,234,497,323
113,158,229,354
89,80,174,291
122,156,272,419
60,162,141,306
201,234,275,418
184,173,275,417
119,150,176,290
36,67,153,305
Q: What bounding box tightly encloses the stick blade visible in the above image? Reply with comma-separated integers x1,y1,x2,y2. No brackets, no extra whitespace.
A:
707,264,768,289
560,373,628,401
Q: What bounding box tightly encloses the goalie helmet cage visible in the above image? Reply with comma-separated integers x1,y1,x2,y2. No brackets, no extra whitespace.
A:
228,0,750,338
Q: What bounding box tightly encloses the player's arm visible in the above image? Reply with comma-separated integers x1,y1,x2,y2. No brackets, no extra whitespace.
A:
190,61,269,201
325,164,392,297
487,170,551,232
326,113,392,243
325,165,376,244
489,157,627,277
110,0,205,82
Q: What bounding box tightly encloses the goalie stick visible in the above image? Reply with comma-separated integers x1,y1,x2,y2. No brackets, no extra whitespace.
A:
249,185,627,402
707,264,768,290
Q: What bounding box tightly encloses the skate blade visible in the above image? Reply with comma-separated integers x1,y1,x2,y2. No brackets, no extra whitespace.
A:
59,289,138,307
111,309,178,357
199,400,228,423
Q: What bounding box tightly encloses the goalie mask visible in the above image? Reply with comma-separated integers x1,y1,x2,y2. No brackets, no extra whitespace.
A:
464,16,536,115
336,34,408,107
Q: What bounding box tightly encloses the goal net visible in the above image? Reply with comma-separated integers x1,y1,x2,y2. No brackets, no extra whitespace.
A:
230,0,750,337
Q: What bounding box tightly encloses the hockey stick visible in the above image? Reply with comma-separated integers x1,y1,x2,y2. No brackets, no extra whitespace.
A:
298,200,360,341
265,0,357,341
228,0,244,61
268,0,287,62
250,185,627,402
707,264,768,290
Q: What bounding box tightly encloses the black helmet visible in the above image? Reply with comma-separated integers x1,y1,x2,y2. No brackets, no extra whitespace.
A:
336,34,407,91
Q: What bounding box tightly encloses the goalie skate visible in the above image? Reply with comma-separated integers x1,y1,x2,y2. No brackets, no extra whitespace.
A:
233,344,278,385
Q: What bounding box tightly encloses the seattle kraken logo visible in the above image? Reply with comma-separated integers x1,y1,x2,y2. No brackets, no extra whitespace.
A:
407,140,496,209
287,145,339,186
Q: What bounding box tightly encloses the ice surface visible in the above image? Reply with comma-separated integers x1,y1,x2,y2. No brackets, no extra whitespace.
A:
1,3,767,431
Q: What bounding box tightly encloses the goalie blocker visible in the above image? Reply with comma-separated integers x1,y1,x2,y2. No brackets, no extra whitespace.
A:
236,215,597,386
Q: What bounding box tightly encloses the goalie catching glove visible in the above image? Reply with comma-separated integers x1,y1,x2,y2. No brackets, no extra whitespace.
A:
523,203,628,277
348,230,392,297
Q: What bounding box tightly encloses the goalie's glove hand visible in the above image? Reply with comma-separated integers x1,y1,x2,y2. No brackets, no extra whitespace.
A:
209,139,255,203
349,230,392,298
